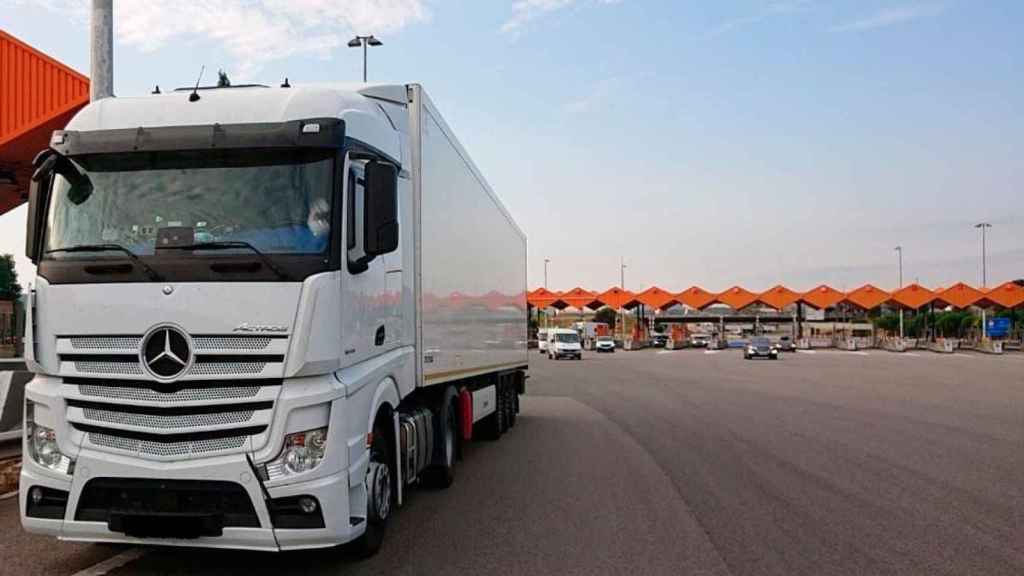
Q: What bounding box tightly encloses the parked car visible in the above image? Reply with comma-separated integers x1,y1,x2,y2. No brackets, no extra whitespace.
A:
650,333,668,347
744,336,779,360
595,335,616,353
690,334,710,348
777,336,796,352
548,329,583,360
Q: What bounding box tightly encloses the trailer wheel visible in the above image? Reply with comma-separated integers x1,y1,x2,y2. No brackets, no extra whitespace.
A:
506,385,517,429
422,392,457,489
352,417,393,557
478,381,505,441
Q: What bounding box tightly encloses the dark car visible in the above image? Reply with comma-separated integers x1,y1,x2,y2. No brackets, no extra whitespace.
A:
650,333,668,347
744,337,779,360
777,336,796,352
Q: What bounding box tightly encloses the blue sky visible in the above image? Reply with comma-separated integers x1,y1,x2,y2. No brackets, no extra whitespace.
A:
2,0,1022,293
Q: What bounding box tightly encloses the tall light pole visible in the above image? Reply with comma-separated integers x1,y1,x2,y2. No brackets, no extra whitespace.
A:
347,35,383,82
90,0,113,101
544,258,550,289
976,223,992,340
895,246,904,339
619,257,627,343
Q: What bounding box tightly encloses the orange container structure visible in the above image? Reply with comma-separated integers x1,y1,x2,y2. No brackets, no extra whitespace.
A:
0,29,89,216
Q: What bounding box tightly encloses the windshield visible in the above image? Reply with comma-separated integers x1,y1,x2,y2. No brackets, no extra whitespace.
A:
751,337,771,346
555,333,580,343
597,336,612,342
44,148,334,257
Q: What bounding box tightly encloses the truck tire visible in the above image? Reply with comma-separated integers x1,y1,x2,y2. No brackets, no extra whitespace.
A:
422,389,457,489
351,418,393,557
506,385,517,429
478,382,506,441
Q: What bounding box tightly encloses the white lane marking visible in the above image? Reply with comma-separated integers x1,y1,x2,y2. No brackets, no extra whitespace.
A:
704,350,720,355
0,490,18,501
657,350,674,355
796,349,816,354
71,548,148,576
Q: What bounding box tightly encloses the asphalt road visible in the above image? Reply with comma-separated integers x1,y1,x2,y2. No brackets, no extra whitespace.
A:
2,348,1023,575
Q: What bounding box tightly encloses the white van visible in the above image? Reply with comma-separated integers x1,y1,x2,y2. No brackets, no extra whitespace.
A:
538,328,550,354
547,328,583,360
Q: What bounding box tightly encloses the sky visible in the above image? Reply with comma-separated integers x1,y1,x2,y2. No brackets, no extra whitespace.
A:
2,0,1022,294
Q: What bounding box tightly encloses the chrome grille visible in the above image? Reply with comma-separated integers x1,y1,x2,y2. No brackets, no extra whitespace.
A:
188,362,268,376
78,384,261,403
82,408,256,429
75,361,144,376
70,336,142,350
193,337,272,351
88,432,248,456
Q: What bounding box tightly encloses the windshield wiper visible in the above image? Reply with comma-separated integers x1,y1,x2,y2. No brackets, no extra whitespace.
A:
45,244,164,281
159,241,291,281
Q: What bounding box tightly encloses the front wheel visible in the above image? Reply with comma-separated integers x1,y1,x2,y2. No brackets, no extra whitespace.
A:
351,420,393,557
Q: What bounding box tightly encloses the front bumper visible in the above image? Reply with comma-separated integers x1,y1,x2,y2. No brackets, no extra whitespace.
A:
20,373,368,551
21,447,359,551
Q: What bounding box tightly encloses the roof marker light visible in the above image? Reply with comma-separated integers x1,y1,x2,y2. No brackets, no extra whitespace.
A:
51,133,66,146
302,123,321,134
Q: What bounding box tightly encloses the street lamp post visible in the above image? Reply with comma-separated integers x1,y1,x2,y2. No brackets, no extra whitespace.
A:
976,223,992,340
619,257,627,343
895,246,904,339
544,258,550,289
347,35,383,82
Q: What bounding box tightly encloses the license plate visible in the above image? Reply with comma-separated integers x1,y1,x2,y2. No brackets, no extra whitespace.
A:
109,512,224,539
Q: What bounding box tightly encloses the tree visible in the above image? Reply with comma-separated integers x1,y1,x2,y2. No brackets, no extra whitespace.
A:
217,69,232,87
593,307,617,328
0,255,21,301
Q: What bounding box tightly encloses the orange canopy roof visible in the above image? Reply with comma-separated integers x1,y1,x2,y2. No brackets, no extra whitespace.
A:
800,285,845,310
984,282,1024,309
1,30,90,216
557,287,602,310
757,285,801,310
635,286,678,310
934,283,985,309
890,284,936,310
844,284,890,310
676,286,717,310
716,286,759,310
596,287,639,309
526,288,561,309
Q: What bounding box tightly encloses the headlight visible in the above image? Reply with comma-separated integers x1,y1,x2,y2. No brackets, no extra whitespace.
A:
25,402,74,474
262,427,328,480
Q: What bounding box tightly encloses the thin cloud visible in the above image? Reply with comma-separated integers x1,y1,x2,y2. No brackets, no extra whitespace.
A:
564,77,619,115
502,0,622,35
832,3,943,32
19,0,429,78
704,0,814,39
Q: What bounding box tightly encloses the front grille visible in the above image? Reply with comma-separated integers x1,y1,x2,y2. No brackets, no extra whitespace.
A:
76,478,260,528
87,432,249,456
78,383,262,403
70,336,142,350
66,378,280,459
82,407,257,429
57,333,288,380
75,361,144,376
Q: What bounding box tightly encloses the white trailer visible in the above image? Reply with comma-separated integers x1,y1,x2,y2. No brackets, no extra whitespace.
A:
19,83,527,554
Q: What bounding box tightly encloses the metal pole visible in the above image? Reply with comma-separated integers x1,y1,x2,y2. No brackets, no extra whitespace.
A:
90,0,114,101
895,246,904,340
362,41,368,82
544,259,549,289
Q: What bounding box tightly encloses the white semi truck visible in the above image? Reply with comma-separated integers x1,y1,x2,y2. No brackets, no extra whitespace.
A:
19,83,527,553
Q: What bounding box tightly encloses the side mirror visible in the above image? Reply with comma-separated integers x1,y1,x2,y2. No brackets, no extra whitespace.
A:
25,150,56,263
363,161,399,257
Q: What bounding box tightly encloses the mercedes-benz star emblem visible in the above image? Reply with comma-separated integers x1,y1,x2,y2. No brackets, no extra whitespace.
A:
141,326,192,379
